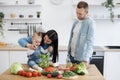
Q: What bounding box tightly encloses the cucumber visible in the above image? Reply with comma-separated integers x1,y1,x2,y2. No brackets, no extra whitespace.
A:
51,71,60,77
41,71,51,76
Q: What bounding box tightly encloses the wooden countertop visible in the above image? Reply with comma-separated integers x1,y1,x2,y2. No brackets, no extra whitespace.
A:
0,45,67,51
0,46,28,51
0,64,104,80
1,45,120,52
0,45,105,51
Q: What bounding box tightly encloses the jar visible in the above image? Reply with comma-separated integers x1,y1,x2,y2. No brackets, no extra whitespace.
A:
28,0,35,4
10,13,16,18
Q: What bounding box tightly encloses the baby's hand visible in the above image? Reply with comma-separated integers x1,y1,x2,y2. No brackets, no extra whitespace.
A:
26,43,37,50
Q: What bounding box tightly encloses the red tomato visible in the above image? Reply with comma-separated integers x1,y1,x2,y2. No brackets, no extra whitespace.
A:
47,74,52,78
37,72,41,76
45,67,54,72
22,71,27,76
57,75,62,79
32,71,38,77
25,72,32,77
18,70,26,76
18,70,24,75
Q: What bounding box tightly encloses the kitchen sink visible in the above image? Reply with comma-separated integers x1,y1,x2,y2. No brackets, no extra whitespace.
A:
105,46,120,49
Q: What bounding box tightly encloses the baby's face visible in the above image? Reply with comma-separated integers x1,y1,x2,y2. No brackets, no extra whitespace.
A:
32,36,42,46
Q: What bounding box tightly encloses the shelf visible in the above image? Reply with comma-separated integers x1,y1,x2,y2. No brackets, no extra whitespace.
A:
0,4,42,7
94,18,120,20
3,18,41,20
73,2,120,7
73,3,103,6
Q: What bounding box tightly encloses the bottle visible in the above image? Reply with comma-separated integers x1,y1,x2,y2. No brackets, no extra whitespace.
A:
37,11,41,18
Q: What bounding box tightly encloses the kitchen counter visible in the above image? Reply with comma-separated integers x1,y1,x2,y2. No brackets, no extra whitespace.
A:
0,64,104,80
1,45,120,52
0,46,28,51
0,45,67,51
0,45,105,51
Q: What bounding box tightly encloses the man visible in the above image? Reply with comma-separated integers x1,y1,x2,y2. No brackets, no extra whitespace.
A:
68,1,96,67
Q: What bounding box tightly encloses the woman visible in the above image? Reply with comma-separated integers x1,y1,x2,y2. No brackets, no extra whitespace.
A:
18,30,58,70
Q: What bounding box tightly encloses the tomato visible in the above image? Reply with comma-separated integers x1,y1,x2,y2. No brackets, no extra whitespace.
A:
47,74,52,78
45,66,54,72
32,71,38,77
18,70,24,75
18,70,26,76
57,75,62,79
25,72,32,77
22,71,27,76
37,72,41,76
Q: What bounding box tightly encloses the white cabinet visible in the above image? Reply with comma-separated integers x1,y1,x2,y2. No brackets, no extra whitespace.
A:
9,51,28,66
104,52,120,80
59,51,67,64
0,51,9,74
0,50,27,74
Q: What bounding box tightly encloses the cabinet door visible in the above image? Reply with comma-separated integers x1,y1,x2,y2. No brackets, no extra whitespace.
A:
104,52,120,80
9,51,28,66
59,51,67,64
0,51,9,74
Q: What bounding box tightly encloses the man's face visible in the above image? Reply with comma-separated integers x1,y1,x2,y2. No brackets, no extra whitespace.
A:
76,8,87,20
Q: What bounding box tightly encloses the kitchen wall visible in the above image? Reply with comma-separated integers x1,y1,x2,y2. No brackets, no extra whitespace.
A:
1,0,120,46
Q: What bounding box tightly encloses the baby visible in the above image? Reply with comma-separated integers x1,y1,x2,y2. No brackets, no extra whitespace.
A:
27,32,53,54
19,32,53,71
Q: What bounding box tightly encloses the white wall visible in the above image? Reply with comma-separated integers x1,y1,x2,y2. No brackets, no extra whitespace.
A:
1,0,120,46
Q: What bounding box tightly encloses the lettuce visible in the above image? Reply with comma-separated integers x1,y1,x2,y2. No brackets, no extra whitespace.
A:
10,62,23,74
38,53,50,68
75,62,88,75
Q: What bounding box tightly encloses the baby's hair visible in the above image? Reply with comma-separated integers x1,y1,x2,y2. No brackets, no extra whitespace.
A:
37,32,42,36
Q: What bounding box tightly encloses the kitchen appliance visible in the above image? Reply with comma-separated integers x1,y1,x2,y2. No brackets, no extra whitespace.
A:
105,46,120,49
90,46,104,75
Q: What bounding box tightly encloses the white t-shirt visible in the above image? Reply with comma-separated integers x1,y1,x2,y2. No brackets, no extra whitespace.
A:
71,21,82,57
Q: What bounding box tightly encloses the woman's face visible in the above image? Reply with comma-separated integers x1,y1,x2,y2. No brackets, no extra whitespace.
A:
43,35,52,44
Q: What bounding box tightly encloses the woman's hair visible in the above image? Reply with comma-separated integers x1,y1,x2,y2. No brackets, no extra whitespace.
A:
46,30,58,63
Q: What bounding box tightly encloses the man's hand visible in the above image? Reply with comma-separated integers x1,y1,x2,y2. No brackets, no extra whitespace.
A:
82,61,88,68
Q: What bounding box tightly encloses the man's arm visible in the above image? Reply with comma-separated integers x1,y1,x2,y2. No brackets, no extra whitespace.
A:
83,20,96,65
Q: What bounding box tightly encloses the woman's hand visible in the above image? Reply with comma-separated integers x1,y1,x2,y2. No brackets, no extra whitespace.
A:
49,61,59,67
48,46,53,52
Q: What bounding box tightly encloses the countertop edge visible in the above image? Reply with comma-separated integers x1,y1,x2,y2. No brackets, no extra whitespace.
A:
1,46,120,52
